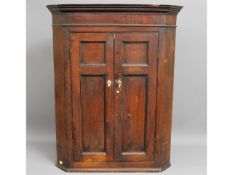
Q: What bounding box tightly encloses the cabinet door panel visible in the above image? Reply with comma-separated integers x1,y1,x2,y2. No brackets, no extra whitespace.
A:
81,75,105,153
70,33,114,162
115,33,158,161
122,75,147,153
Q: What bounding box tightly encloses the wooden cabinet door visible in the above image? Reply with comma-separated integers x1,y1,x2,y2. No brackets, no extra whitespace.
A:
70,33,114,162
114,33,159,161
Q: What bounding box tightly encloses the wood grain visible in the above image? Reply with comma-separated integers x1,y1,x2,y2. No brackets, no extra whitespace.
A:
48,4,182,172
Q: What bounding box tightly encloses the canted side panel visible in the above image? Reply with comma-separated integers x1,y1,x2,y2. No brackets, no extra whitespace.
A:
122,76,148,153
52,26,70,166
80,75,106,153
156,28,176,165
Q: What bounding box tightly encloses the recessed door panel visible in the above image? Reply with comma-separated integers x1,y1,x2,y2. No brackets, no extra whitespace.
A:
122,76,147,153
123,42,148,65
115,33,158,161
80,42,106,64
70,33,114,162
81,76,105,153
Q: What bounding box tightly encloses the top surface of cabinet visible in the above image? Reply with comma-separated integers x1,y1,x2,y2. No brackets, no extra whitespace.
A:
47,4,182,14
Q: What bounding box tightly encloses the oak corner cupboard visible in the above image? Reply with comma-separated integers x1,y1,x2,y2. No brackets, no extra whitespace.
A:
47,4,182,172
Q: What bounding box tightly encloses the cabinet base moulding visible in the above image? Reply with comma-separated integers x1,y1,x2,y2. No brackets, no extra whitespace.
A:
56,162,171,172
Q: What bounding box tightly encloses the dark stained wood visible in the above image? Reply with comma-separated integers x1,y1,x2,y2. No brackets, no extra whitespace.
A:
156,28,177,165
47,4,182,14
81,76,105,153
122,76,147,153
52,26,67,166
114,33,158,162
70,33,114,162
48,4,182,172
123,42,148,64
56,161,171,172
80,42,106,64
